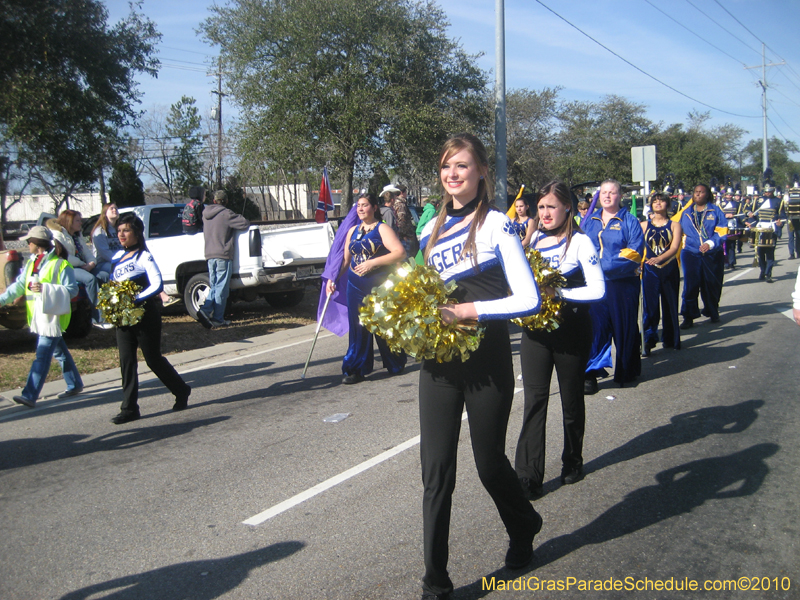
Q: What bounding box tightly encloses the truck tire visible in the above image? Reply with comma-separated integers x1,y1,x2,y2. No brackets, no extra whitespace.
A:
264,289,305,308
184,273,211,319
64,298,93,339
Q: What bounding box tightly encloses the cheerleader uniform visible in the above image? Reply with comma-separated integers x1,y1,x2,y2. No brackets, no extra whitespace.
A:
341,225,406,378
111,248,190,420
514,230,605,493
583,207,645,385
642,220,680,351
417,200,542,598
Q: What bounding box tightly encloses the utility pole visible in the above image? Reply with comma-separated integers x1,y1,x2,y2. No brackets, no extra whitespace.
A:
494,0,507,208
210,68,226,190
745,43,784,173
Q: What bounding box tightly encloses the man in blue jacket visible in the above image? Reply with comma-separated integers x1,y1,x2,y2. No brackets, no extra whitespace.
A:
679,184,727,328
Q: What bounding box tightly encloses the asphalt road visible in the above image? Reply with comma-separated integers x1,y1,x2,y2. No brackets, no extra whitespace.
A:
1,242,798,600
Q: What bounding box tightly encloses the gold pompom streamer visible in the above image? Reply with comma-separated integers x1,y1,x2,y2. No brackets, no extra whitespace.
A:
359,259,485,362
512,248,566,332
97,280,145,327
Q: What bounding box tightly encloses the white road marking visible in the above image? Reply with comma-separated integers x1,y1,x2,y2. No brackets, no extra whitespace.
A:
243,411,471,526
725,267,754,283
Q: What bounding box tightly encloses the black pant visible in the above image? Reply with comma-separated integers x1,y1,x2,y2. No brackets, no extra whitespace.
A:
757,246,775,278
515,307,591,484
117,298,189,413
418,322,539,596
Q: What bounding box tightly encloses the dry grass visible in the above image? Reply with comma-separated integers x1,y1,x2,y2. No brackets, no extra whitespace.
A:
0,289,320,392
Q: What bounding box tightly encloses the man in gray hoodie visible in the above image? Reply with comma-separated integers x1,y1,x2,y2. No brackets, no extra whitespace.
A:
196,190,250,328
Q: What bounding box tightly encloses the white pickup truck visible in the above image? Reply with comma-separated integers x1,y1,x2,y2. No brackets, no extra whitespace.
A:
120,204,333,317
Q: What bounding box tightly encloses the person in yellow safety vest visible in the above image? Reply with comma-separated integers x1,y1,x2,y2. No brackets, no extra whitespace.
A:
0,226,84,408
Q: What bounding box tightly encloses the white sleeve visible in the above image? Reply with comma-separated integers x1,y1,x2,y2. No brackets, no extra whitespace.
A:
560,235,606,303
474,215,541,320
135,252,163,301
793,266,800,310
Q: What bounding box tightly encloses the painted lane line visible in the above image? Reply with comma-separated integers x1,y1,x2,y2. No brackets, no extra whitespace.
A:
724,267,754,283
243,411,470,526
180,333,335,375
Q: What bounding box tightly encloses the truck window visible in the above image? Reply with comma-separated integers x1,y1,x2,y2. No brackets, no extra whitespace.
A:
148,207,185,238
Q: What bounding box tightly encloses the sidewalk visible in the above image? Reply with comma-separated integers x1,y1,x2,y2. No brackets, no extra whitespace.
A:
0,323,321,420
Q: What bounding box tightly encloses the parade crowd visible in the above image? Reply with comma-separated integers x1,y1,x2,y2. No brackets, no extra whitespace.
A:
3,132,800,600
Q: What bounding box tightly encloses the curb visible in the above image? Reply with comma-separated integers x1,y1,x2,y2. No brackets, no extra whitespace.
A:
0,322,322,420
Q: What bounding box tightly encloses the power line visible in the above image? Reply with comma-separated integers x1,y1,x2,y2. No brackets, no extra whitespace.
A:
766,101,800,140
643,0,746,66
766,115,791,145
684,0,761,56
160,45,213,57
770,83,800,110
533,0,759,118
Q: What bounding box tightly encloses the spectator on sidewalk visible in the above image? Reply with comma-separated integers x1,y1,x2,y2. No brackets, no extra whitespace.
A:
196,190,250,329
0,226,84,408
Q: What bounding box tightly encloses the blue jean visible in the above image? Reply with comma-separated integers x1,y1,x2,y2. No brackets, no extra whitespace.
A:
21,335,83,401
202,258,233,322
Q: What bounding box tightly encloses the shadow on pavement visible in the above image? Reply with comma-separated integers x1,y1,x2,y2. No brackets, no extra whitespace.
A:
58,540,304,600
0,416,229,471
457,443,778,599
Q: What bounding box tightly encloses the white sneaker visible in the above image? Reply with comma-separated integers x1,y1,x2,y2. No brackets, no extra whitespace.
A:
92,319,114,330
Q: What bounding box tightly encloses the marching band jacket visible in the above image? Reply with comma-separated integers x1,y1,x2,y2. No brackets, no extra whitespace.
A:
680,203,728,254
582,207,645,280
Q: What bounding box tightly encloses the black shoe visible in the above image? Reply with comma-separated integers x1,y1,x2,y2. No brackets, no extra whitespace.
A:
505,510,543,570
421,592,451,600
12,395,36,408
173,387,191,411
583,377,598,395
57,386,84,399
790,254,796,260
766,276,774,283
710,316,720,323
758,273,765,280
342,373,364,385
561,466,585,485
680,319,693,330
196,309,213,329
111,410,140,425
519,477,544,500
644,339,656,356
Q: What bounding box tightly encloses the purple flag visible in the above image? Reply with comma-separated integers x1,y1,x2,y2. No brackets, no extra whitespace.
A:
581,189,600,226
317,203,360,336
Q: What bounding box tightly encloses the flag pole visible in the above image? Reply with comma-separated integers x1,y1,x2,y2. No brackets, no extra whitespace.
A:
301,292,333,379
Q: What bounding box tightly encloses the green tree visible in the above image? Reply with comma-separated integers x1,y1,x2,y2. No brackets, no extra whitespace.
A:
0,0,160,186
652,112,744,190
201,0,486,210
556,95,656,184
740,137,800,189
502,87,562,192
167,96,204,196
108,161,145,208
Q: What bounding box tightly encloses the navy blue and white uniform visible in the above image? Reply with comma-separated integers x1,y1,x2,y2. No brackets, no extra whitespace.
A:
582,207,645,384
680,203,727,320
642,220,680,350
417,200,541,598
111,248,189,417
514,230,605,489
749,197,784,280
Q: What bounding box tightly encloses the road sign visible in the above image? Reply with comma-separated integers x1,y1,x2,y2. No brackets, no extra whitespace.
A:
631,146,657,181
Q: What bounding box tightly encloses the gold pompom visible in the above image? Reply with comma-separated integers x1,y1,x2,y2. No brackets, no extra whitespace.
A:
97,280,145,327
512,248,566,332
359,259,485,362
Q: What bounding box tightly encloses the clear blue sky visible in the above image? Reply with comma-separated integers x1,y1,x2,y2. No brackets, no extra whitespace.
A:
106,0,800,163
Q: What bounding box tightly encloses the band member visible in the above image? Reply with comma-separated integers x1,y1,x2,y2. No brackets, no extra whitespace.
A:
679,184,727,328
720,189,741,269
747,185,784,283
